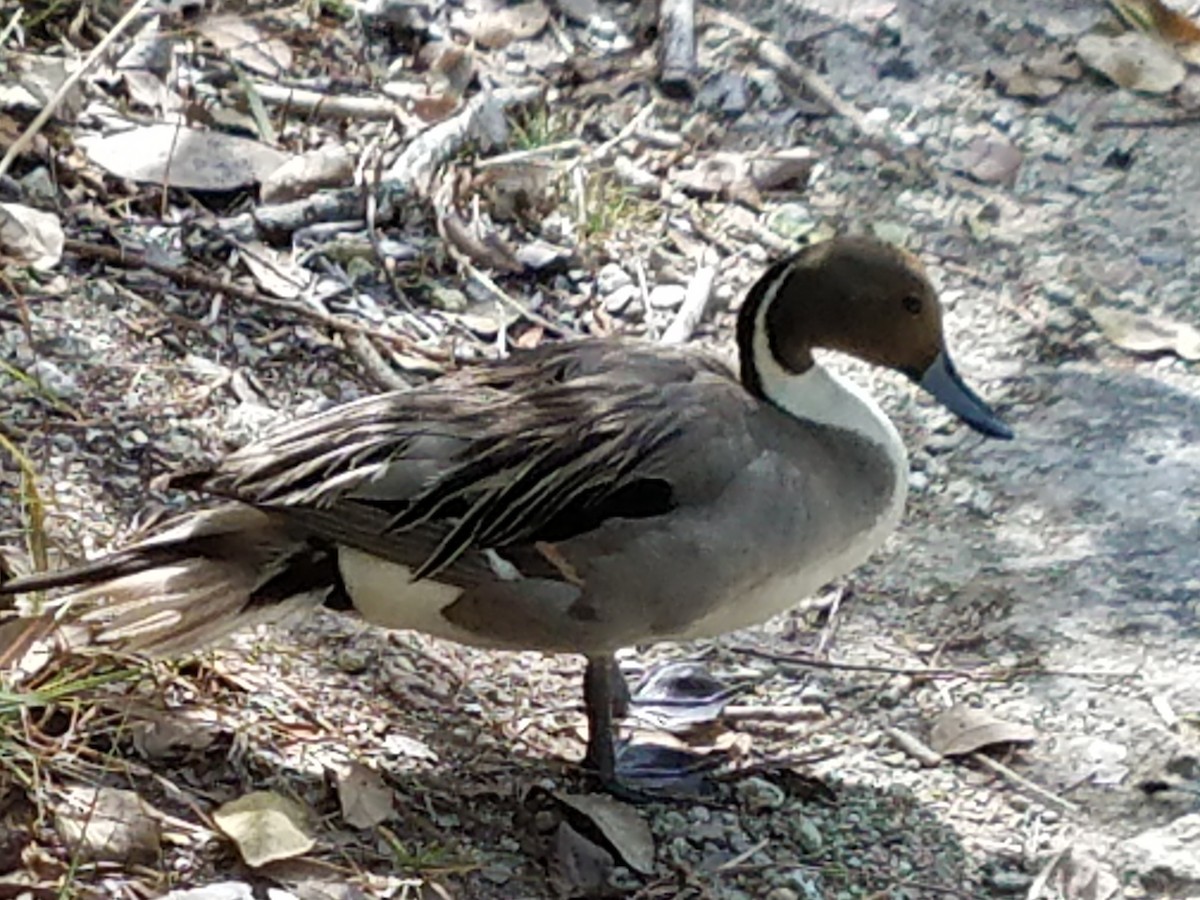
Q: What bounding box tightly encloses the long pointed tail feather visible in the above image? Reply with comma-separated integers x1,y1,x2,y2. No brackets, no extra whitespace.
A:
0,505,336,656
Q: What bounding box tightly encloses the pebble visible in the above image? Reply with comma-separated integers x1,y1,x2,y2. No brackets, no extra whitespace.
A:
27,359,81,399
988,869,1034,892
596,262,632,294
793,816,824,855
603,284,639,315
736,777,786,812
647,284,686,310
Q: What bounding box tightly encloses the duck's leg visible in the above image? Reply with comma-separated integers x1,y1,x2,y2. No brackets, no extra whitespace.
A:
582,655,729,800
582,653,623,782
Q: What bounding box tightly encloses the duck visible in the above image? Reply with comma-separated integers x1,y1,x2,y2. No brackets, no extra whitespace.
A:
0,236,1012,792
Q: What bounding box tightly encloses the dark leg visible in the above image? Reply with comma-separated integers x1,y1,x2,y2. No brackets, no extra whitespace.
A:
583,653,619,782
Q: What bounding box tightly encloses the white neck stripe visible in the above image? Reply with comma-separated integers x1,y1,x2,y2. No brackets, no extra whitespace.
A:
751,288,907,463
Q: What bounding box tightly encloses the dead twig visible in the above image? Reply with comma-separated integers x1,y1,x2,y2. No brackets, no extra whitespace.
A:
248,81,401,121
660,252,717,344
658,0,697,98
731,645,1139,682
885,726,943,767
1095,114,1200,129
970,751,1080,815
386,85,544,192
62,239,446,362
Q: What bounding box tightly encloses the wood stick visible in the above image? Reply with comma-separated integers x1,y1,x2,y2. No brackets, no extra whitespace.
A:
657,0,697,98
661,254,716,344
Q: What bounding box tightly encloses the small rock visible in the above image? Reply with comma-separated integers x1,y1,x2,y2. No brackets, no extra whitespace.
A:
647,284,686,310
798,683,829,705
794,817,824,855
1122,813,1200,882
596,263,632,295
697,72,750,117
748,67,785,107
604,284,639,315
427,284,468,312
587,15,619,41
781,868,823,899
765,889,799,900
27,359,81,400
516,240,571,272
766,203,820,241
988,869,1033,893
878,56,918,81
736,777,786,812
163,884,255,900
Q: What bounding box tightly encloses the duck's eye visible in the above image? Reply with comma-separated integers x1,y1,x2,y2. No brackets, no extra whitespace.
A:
902,295,923,315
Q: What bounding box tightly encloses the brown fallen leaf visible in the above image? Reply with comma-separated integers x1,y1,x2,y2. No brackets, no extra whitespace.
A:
555,792,655,875
928,704,1037,757
334,761,393,829
53,786,163,865
1090,306,1200,361
440,210,524,273
0,202,64,270
213,791,315,867
79,125,289,190
197,14,293,77
549,821,614,895
455,0,550,50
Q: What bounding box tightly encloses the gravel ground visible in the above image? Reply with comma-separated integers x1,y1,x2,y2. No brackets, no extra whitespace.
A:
2,0,1199,898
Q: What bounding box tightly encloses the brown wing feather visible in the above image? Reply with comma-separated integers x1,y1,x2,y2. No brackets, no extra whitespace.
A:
182,339,736,579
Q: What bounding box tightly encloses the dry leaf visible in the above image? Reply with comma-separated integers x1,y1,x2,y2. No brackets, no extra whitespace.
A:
1076,31,1186,94
238,243,314,299
334,761,394,829
928,704,1037,756
456,0,550,50
53,786,162,864
549,821,613,895
79,125,289,190
197,15,293,77
0,203,64,270
555,792,655,874
131,712,218,759
1090,306,1200,360
0,54,85,120
412,94,462,123
212,790,315,867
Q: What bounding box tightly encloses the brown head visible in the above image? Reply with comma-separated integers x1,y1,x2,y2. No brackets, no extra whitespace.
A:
737,237,1012,439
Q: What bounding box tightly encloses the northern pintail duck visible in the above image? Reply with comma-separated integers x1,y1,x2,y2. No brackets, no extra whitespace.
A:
1,237,1011,791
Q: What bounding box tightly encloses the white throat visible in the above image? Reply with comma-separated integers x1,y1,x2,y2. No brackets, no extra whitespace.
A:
751,296,907,467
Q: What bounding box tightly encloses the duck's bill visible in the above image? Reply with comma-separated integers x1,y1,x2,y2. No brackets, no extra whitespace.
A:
918,352,1013,440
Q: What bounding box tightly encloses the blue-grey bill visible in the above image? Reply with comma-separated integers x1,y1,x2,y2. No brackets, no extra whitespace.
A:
919,352,1013,440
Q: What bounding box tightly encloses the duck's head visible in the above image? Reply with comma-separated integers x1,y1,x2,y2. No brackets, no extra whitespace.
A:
738,237,1012,439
